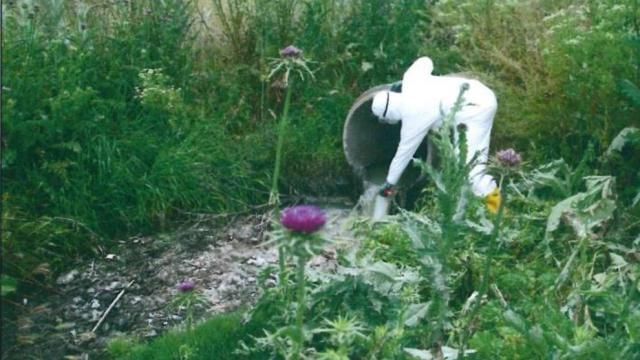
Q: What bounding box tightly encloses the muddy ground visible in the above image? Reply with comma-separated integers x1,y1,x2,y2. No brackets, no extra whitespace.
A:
2,204,358,360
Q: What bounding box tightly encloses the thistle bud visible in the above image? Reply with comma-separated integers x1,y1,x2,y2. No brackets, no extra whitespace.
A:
281,205,326,234
177,280,195,293
496,148,522,168
279,45,303,59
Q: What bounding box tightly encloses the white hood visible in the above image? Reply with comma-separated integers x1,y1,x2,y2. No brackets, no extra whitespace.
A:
371,90,402,124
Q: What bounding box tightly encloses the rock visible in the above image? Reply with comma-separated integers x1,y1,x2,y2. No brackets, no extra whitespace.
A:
115,317,129,329
57,270,79,285
104,281,121,292
130,296,142,305
223,273,243,286
231,224,254,241
217,283,231,293
156,269,171,283
76,332,96,344
246,256,266,266
54,322,76,331
63,355,88,360
90,299,100,309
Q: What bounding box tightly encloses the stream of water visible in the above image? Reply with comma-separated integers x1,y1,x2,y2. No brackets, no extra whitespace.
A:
360,181,390,221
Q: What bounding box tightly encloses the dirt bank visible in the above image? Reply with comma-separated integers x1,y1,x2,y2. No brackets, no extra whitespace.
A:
2,206,355,360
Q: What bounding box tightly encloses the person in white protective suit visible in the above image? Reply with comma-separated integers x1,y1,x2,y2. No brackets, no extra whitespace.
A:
371,56,498,198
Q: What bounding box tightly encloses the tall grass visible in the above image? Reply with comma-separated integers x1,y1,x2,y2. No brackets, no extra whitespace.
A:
1,0,265,279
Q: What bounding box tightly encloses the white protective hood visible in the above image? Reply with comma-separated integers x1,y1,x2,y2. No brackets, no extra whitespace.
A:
371,90,402,124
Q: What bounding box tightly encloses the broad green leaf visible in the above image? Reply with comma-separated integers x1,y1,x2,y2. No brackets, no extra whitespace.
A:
592,273,607,286
504,309,527,333
404,302,431,327
620,80,640,108
526,159,572,197
545,176,616,240
610,253,628,269
364,261,398,281
605,127,639,156
404,348,433,360
441,346,476,359
403,219,427,251
465,218,493,235
1,275,17,297
576,198,616,233
546,193,588,236
404,346,476,360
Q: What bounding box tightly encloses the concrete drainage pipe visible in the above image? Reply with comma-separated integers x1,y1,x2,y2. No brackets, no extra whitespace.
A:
342,82,429,218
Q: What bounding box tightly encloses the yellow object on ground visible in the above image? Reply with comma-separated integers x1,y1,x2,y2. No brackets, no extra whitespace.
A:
486,188,502,214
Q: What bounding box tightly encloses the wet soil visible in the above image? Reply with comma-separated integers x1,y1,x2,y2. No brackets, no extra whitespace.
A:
2,206,356,360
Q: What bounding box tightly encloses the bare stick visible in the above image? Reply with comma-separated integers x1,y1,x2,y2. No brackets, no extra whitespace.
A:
92,280,135,333
491,284,508,308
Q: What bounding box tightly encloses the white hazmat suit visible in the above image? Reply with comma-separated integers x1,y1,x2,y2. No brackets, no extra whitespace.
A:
371,57,498,197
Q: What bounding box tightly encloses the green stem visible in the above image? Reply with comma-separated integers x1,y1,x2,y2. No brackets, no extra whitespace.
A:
270,78,293,206
278,246,287,290
294,255,307,359
459,186,506,358
185,296,194,331
431,84,470,348
257,0,266,123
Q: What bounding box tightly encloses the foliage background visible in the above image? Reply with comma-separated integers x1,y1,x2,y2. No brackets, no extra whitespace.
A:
2,0,639,357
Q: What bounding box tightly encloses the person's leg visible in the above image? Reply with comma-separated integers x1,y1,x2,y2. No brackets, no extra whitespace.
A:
455,102,496,161
455,102,498,195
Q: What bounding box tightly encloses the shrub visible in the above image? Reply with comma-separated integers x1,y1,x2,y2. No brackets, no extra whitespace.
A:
431,0,640,164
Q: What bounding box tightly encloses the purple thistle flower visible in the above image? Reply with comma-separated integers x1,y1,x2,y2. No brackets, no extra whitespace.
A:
496,148,522,167
177,280,195,293
280,45,303,59
281,205,326,234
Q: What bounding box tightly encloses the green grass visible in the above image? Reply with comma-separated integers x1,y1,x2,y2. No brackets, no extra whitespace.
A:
108,311,267,360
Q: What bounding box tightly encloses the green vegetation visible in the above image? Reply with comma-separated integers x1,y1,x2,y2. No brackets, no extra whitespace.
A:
113,130,639,358
2,0,640,359
107,311,268,360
